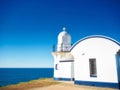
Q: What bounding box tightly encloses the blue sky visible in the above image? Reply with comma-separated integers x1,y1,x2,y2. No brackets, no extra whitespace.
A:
0,0,120,68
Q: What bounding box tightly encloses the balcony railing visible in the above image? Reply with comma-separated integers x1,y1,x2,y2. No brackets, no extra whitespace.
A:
52,44,73,52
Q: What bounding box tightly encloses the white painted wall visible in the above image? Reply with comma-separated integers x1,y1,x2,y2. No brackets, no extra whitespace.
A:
52,55,60,78
71,37,120,83
52,52,74,79
59,62,73,78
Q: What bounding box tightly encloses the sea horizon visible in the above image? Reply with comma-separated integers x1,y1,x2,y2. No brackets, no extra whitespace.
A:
0,68,54,86
0,67,54,68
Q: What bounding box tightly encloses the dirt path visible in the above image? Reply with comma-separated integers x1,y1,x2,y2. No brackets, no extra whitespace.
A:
29,82,115,90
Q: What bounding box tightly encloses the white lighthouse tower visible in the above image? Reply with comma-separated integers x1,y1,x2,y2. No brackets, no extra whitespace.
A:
52,27,74,81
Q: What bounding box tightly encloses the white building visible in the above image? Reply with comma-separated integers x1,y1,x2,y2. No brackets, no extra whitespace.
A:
52,27,120,89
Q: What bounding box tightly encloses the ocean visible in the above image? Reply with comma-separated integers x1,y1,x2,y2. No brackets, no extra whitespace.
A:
0,68,53,87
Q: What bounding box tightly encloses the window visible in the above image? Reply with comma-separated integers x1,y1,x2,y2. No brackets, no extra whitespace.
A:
89,59,97,77
55,64,58,70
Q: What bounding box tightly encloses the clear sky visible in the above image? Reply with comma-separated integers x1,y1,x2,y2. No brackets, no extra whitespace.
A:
0,0,120,68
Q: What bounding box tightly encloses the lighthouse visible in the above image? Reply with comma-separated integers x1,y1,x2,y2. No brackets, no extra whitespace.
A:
52,27,74,81
52,27,120,89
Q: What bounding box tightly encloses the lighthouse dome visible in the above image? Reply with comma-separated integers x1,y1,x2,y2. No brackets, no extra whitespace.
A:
57,27,71,52
58,27,71,44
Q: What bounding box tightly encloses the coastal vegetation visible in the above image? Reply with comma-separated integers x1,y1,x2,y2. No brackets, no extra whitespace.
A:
0,78,60,90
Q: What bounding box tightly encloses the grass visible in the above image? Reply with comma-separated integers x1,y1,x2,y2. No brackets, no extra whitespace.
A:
0,78,60,90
